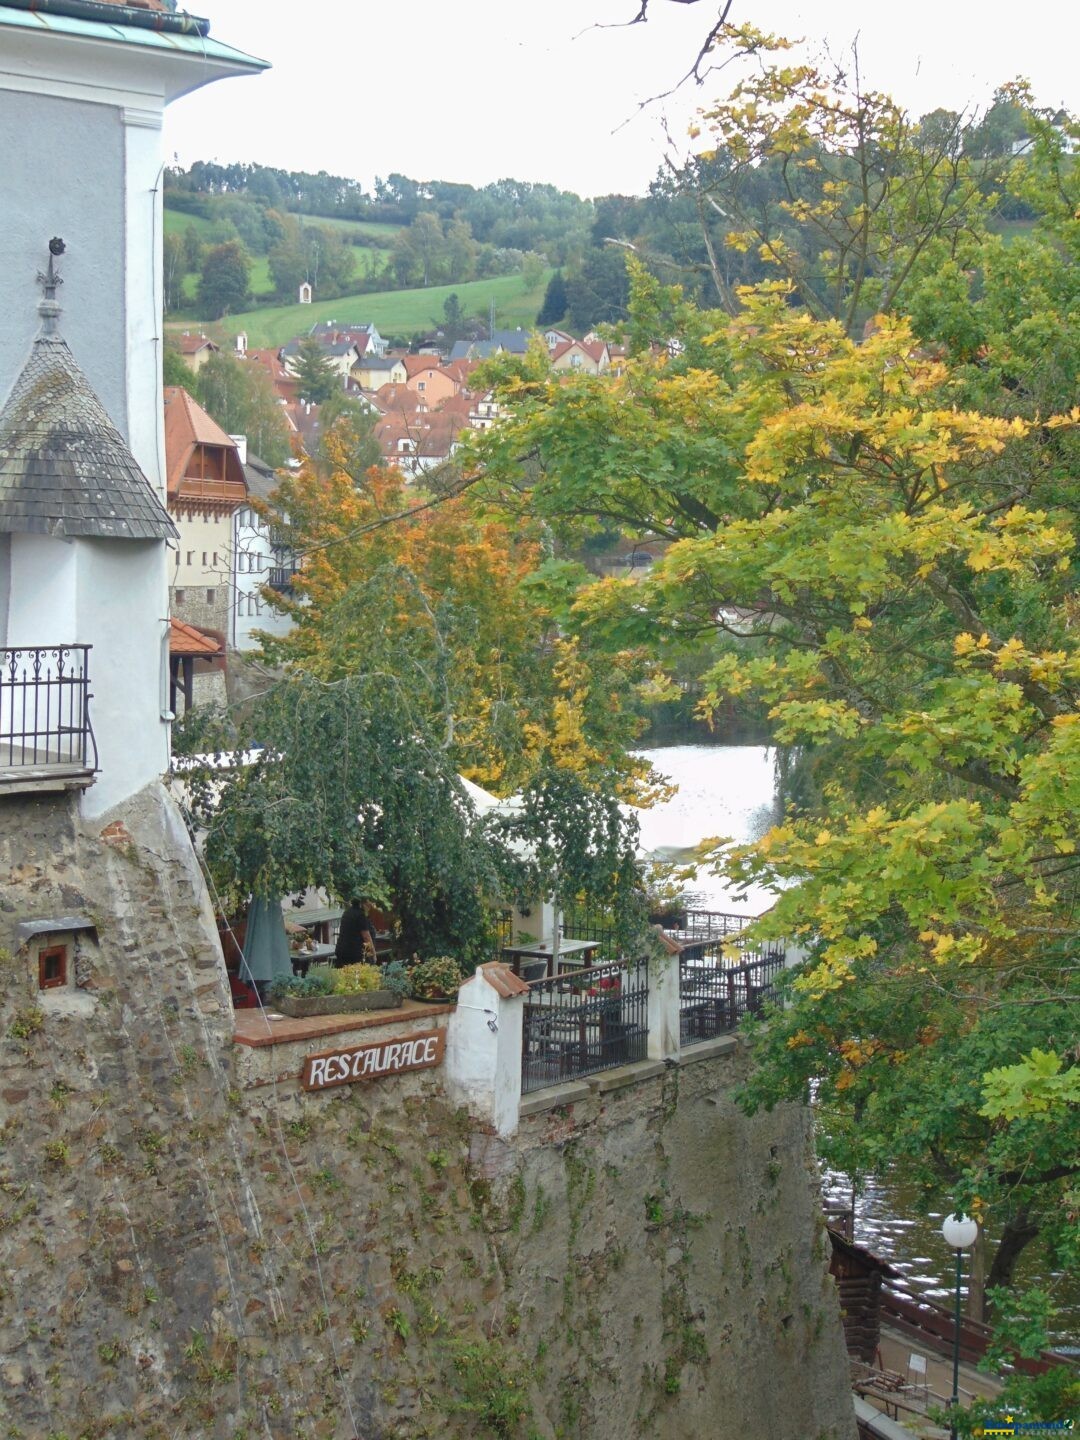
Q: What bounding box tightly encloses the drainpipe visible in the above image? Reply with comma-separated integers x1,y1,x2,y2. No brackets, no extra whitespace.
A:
160,617,175,724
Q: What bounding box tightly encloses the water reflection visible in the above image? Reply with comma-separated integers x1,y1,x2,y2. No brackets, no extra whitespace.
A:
823,1168,1079,1341
633,744,781,913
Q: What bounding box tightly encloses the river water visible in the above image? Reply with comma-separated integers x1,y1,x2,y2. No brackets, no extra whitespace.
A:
633,743,782,914
632,743,1078,1342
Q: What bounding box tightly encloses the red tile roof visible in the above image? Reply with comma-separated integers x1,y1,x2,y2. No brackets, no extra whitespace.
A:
478,962,530,999
169,617,223,657
440,359,477,386
373,383,425,416
176,332,217,356
402,355,444,379
374,409,467,464
163,387,247,501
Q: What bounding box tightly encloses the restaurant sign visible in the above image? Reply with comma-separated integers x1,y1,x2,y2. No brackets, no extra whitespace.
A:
301,1029,446,1092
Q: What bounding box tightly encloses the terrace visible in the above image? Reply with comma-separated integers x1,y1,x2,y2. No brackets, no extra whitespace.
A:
0,645,97,794
514,908,786,1095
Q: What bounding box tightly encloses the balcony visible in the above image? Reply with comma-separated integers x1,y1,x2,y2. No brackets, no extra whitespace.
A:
267,566,295,595
0,646,98,795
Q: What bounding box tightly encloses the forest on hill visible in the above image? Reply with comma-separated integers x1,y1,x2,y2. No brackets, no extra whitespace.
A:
166,83,1046,337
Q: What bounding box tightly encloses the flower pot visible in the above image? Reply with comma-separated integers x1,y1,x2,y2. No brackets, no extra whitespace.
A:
411,992,457,1005
273,991,403,1018
649,910,685,929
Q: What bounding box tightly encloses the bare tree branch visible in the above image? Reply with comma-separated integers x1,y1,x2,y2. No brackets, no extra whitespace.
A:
578,1,740,119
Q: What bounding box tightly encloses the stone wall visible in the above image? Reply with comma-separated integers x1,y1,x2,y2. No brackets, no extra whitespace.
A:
0,785,856,1440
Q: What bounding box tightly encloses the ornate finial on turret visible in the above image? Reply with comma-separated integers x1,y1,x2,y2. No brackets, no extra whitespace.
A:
36,238,66,336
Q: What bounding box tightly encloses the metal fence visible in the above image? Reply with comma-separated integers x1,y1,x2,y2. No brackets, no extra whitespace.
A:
561,899,650,964
0,646,97,775
492,908,513,950
679,946,785,1045
521,957,649,1094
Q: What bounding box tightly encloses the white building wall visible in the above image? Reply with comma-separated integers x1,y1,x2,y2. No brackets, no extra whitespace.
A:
0,15,264,814
122,106,168,502
232,508,293,651
5,534,78,651
171,511,234,597
444,969,524,1137
2,534,79,746
76,540,168,816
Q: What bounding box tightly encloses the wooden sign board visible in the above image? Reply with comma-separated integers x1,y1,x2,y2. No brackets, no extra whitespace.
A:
301,1029,446,1092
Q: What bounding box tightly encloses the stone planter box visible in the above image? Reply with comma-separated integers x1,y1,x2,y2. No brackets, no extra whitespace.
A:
273,991,403,1018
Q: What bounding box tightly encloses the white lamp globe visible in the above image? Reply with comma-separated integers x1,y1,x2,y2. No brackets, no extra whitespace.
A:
942,1213,979,1250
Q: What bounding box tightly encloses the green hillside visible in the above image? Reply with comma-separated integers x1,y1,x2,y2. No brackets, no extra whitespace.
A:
298,215,401,245
164,205,399,250
178,269,553,348
163,208,221,241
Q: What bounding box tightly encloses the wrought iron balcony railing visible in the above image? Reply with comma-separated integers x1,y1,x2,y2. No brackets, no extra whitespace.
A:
267,567,295,594
0,645,98,784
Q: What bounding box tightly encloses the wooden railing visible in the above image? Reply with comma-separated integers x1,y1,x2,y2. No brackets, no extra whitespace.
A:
880,1277,1075,1377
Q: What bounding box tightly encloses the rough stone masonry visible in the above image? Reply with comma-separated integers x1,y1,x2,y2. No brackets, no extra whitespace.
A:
0,783,857,1439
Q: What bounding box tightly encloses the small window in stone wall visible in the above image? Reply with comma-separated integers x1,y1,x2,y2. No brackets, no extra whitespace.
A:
205,588,215,605
175,588,186,604
38,945,67,990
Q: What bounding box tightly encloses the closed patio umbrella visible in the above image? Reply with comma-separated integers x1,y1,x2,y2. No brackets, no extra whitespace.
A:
241,895,292,991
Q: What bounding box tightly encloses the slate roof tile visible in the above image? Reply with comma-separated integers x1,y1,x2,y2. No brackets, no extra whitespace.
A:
0,334,177,541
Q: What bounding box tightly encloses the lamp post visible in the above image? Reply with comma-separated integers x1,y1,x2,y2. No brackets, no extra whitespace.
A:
941,1212,979,1440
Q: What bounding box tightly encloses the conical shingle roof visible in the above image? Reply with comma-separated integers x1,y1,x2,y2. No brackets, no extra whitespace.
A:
0,333,178,541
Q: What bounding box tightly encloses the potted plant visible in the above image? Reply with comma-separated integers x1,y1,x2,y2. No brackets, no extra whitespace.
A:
269,963,404,1017
409,955,464,1002
642,869,696,930
381,961,410,1001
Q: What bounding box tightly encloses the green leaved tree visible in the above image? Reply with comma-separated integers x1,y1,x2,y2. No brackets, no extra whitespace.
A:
197,240,251,320
470,198,1080,1387
291,336,341,405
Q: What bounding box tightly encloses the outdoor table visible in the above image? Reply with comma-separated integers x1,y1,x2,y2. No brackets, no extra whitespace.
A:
501,938,600,980
291,942,335,975
293,939,392,974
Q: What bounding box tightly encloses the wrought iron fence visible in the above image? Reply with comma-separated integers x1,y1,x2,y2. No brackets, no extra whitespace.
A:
267,566,295,594
647,908,757,964
0,646,97,775
492,908,513,950
561,898,650,964
679,945,785,1046
521,957,649,1094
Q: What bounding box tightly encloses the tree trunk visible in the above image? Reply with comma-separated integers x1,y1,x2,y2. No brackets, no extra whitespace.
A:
984,1207,1040,1317
967,1226,989,1322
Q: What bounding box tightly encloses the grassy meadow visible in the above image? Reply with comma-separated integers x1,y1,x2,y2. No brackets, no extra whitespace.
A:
170,269,553,348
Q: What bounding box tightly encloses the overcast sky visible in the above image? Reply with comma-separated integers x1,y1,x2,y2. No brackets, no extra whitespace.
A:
165,2,1076,199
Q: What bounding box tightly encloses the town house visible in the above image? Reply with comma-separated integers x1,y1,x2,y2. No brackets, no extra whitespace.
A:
164,386,248,706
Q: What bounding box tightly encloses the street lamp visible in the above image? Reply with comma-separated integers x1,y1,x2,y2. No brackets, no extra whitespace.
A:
941,1212,979,1440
